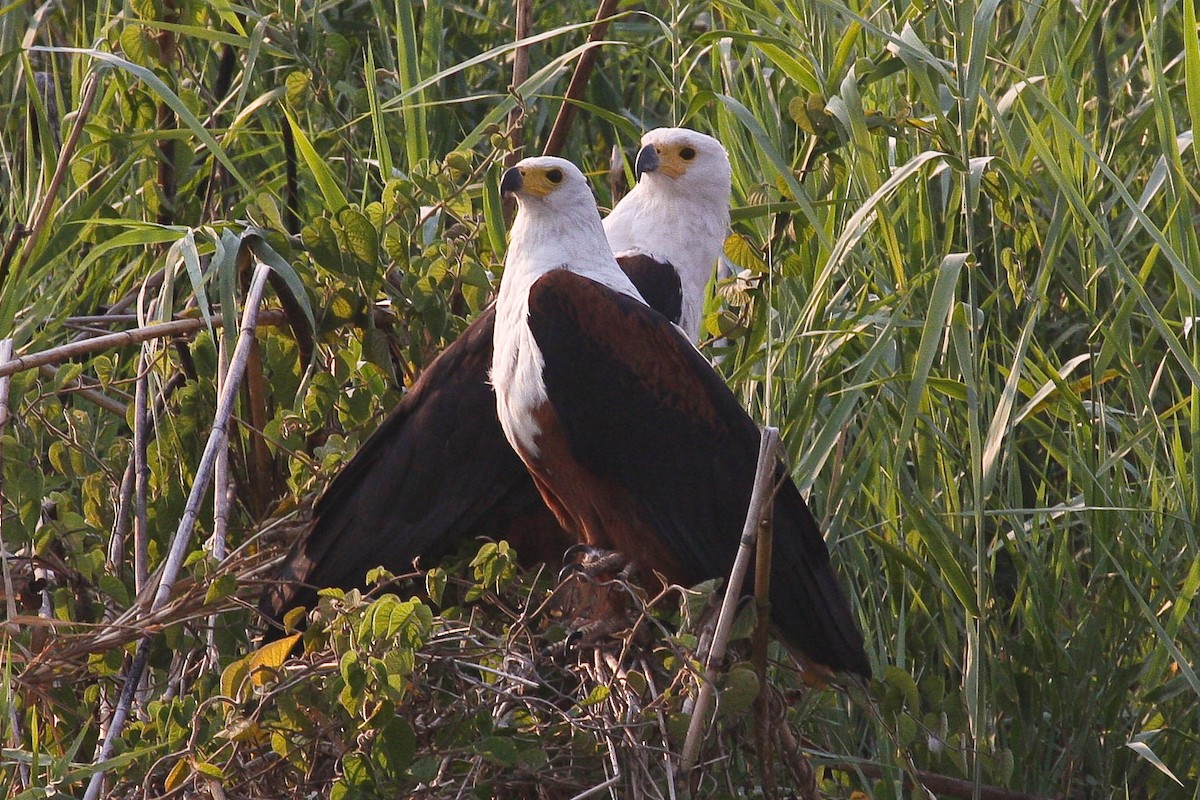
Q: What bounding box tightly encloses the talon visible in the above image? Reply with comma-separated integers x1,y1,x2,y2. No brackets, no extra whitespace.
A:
557,561,587,582
561,542,599,567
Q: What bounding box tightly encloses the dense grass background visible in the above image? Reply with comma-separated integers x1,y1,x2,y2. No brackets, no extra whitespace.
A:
1,0,1197,796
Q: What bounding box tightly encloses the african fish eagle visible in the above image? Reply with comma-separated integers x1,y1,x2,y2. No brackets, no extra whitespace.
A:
493,156,870,677
260,129,733,632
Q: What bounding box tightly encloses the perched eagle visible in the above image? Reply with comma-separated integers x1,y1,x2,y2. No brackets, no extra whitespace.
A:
260,129,731,630
493,157,870,677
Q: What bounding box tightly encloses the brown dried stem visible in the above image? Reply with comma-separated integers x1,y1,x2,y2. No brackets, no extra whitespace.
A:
680,426,780,775
504,0,533,167
34,365,127,416
542,0,621,157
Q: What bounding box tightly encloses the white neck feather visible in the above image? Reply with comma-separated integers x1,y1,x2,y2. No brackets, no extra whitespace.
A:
492,193,645,458
603,178,730,341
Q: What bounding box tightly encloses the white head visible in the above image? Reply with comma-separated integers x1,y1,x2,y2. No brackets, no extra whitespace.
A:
629,127,732,201
493,156,643,457
499,155,642,299
603,128,732,340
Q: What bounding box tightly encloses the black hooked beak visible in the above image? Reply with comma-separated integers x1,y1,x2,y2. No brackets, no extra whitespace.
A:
634,144,660,181
500,166,523,195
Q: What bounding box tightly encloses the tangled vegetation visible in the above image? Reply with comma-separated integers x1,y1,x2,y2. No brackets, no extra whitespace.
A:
1,0,1198,797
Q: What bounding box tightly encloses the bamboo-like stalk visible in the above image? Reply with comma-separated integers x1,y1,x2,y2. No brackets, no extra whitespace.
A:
679,427,779,775
752,463,777,794
0,319,216,379
0,307,398,380
542,0,621,157
83,261,273,800
207,335,232,666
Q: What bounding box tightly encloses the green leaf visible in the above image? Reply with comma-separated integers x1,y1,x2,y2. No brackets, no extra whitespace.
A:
475,736,518,767
284,109,349,212
370,717,415,777
204,573,238,604
337,207,381,273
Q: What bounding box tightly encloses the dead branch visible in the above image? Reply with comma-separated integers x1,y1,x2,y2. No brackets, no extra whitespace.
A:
1,338,18,622
2,307,402,380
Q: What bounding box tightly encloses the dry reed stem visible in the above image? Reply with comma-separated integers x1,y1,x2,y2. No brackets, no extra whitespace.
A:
208,334,233,667
1,307,396,380
83,261,274,800
680,426,780,775
542,0,622,158
0,318,223,379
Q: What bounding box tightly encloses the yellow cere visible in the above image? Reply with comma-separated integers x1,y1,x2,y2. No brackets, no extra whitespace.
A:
517,165,565,198
653,144,696,178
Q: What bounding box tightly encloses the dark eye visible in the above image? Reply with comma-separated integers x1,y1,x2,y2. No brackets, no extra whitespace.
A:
547,168,564,183
680,146,697,160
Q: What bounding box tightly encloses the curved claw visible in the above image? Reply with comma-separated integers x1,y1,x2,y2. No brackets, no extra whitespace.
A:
557,561,588,582
561,542,600,567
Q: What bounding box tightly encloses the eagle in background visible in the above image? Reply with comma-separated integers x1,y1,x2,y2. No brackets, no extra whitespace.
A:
260,129,733,630
493,156,869,677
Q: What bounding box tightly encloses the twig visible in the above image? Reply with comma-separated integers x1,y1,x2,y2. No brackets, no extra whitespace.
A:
108,460,134,573
569,739,622,800
680,427,780,775
11,73,101,286
83,261,274,800
542,0,621,157
0,223,27,290
109,368,187,573
35,365,128,416
773,695,819,799
504,0,532,167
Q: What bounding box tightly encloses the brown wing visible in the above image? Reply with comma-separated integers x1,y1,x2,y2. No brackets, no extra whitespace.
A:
527,270,870,677
261,259,696,635
259,308,569,631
